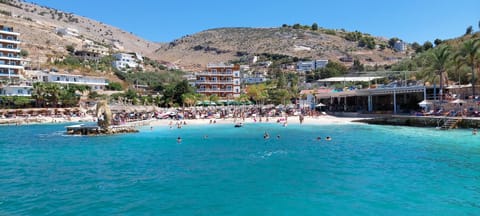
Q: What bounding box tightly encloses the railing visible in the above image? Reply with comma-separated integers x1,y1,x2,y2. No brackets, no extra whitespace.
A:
196,71,234,76
195,80,234,84
197,88,235,93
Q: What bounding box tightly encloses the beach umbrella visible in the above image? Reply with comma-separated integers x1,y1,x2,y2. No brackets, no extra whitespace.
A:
449,99,466,104
418,100,432,106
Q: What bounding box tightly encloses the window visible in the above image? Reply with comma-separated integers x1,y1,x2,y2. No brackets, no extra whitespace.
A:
226,69,232,73
17,89,23,94
211,69,217,73
56,77,60,81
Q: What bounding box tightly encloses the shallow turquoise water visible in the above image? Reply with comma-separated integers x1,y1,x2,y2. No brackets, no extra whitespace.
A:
1,122,480,215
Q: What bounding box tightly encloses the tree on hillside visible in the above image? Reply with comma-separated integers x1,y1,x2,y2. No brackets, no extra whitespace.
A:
434,39,443,46
459,39,480,97
311,22,318,31
423,41,433,51
412,42,423,53
466,26,473,35
292,23,301,29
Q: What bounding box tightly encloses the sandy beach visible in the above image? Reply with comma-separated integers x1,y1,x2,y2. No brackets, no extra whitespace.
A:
148,115,364,127
0,114,365,127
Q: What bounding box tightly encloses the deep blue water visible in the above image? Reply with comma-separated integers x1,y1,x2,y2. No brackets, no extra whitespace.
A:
1,122,480,215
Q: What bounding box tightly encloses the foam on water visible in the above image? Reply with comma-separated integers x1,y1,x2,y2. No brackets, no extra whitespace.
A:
1,122,480,215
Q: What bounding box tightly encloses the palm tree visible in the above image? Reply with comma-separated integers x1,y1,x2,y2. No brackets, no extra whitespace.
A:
181,93,196,107
429,45,451,101
450,53,466,85
32,82,46,108
459,39,480,97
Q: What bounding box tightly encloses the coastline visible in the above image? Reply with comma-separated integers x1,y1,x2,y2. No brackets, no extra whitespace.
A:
0,114,366,127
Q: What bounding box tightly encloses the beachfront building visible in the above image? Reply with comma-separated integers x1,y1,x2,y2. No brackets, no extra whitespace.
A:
112,53,143,70
296,60,328,73
0,84,32,96
27,70,108,90
0,25,23,83
195,63,241,98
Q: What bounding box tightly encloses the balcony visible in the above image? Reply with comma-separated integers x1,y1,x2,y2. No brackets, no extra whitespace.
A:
0,38,20,44
0,28,20,36
195,80,234,85
0,55,21,61
196,71,235,76
0,46,20,53
0,63,23,70
197,88,235,93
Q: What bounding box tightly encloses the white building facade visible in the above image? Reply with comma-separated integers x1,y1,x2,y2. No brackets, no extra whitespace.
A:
27,71,108,90
112,53,143,70
195,63,241,98
296,60,329,73
0,25,23,82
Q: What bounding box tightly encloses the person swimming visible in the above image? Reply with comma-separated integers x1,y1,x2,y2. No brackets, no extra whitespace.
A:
325,136,332,141
316,136,321,141
263,132,270,139
177,136,182,143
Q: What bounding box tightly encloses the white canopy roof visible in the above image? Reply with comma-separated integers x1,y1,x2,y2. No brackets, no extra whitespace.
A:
317,76,384,82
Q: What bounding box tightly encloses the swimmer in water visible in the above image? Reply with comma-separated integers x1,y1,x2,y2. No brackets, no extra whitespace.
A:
316,136,321,141
325,136,332,141
177,136,182,143
263,132,270,139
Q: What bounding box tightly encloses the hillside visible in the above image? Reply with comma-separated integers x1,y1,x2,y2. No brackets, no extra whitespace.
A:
1,0,411,73
155,27,410,71
0,0,161,67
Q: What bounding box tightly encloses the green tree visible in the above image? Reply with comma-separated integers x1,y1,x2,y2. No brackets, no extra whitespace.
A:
106,82,123,91
32,82,46,107
181,93,197,107
459,39,480,96
412,42,423,53
311,22,318,31
434,38,443,46
429,46,451,101
19,49,29,57
466,26,473,35
292,23,301,29
66,44,75,53
423,41,433,51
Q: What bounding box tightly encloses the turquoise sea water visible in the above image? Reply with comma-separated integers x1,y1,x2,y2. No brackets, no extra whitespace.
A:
1,122,480,215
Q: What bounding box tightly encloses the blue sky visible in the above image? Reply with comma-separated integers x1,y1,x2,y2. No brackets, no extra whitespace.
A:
29,0,480,43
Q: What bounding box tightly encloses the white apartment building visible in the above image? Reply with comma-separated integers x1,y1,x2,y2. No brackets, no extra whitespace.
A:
0,25,23,82
112,53,143,70
27,70,108,90
296,60,329,73
195,63,241,98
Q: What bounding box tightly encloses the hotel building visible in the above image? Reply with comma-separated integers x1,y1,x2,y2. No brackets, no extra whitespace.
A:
0,25,22,82
195,63,241,98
